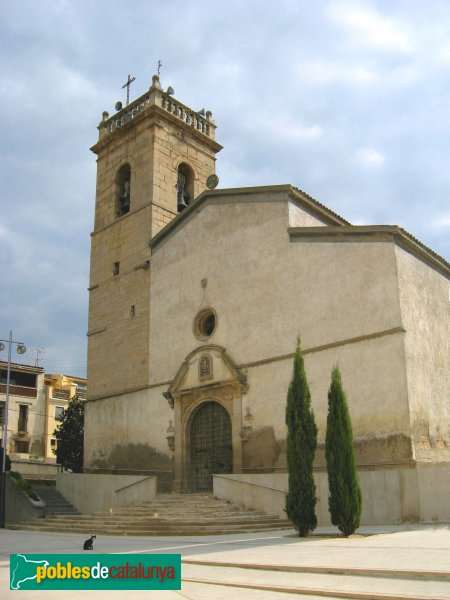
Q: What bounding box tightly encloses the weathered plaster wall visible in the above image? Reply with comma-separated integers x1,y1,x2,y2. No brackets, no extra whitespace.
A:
241,330,411,469
84,387,173,473
149,192,410,467
288,199,329,227
395,246,450,461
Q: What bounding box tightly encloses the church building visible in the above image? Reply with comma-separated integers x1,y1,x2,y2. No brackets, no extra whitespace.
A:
85,74,449,511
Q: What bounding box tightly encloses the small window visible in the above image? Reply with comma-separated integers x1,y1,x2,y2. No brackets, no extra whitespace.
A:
0,402,4,424
55,406,65,421
50,438,56,447
18,405,29,433
113,261,120,276
116,163,131,217
177,163,194,212
15,440,30,453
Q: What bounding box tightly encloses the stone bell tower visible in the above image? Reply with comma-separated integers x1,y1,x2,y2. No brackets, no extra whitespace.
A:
87,74,222,400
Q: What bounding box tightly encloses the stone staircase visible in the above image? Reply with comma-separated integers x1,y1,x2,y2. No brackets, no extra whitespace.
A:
32,484,80,516
10,493,293,536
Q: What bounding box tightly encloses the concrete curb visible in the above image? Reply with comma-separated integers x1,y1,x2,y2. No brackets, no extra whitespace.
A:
182,576,449,600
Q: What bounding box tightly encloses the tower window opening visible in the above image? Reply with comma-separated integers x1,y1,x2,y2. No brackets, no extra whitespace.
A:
177,163,194,213
116,163,131,217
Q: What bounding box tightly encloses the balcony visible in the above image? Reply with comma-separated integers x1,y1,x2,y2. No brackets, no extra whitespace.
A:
0,383,37,398
51,389,70,400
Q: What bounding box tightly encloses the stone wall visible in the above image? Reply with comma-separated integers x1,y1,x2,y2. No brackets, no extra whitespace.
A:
395,245,450,462
56,473,157,514
214,463,450,525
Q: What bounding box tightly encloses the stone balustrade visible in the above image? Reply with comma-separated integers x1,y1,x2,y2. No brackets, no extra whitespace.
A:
100,88,213,139
104,97,150,134
161,96,211,135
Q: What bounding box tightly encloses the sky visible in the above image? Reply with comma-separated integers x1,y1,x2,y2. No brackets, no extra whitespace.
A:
1,0,449,378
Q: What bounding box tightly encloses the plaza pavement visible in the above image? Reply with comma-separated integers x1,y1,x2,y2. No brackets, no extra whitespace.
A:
1,524,449,599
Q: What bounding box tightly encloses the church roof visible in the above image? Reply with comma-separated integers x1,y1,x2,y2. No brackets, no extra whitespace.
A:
150,183,349,251
288,225,450,277
150,183,449,278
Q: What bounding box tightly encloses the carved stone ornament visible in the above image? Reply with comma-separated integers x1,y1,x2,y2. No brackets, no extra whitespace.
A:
199,354,212,380
239,424,253,442
166,420,175,452
163,391,174,409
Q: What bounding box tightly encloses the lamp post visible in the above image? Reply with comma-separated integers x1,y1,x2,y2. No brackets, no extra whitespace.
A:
0,331,26,528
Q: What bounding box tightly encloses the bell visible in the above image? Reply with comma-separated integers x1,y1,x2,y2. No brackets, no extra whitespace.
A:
177,192,189,212
177,196,188,212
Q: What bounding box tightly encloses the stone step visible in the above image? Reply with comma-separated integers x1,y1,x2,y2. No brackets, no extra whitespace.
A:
28,513,288,523
10,523,293,536
109,509,271,518
33,515,291,528
31,484,80,516
12,492,291,536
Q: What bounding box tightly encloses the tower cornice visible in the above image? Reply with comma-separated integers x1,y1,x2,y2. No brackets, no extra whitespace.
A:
91,75,222,156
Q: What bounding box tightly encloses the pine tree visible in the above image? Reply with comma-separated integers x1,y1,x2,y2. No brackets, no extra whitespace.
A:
325,366,362,536
54,396,84,473
285,337,318,536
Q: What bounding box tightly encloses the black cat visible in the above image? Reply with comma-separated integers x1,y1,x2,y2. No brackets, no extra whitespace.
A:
83,535,96,550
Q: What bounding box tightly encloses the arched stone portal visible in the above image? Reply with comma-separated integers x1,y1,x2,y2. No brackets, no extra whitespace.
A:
164,345,249,493
189,401,232,492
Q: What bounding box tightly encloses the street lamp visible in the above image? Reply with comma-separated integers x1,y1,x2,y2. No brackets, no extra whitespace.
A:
0,331,27,528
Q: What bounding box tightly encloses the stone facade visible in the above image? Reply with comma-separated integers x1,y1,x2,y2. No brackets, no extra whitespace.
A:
87,75,221,399
85,76,450,498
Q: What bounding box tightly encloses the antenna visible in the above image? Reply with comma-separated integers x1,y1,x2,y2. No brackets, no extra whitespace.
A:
33,348,44,367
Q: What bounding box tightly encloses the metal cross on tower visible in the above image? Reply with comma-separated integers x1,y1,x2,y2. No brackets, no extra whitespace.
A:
157,60,162,76
122,73,136,106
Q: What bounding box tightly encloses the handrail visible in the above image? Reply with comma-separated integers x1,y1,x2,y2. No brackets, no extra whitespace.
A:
213,474,287,494
81,467,172,474
113,475,155,495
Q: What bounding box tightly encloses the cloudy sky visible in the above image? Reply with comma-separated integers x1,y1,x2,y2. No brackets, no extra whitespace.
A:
1,0,449,378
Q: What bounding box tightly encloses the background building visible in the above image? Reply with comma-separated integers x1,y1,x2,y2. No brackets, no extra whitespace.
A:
0,361,45,461
44,374,86,463
0,362,86,467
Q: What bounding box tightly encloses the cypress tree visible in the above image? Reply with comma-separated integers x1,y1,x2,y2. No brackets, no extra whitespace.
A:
285,337,318,536
325,366,362,536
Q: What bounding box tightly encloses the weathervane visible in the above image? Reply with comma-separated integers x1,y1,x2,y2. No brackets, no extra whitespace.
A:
121,73,136,106
157,60,162,76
